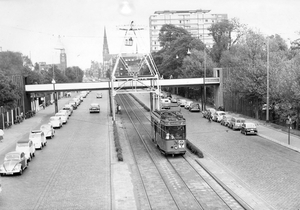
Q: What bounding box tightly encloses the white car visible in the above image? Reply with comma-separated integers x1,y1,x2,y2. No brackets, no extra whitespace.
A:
29,130,47,149
16,139,35,161
184,101,193,109
63,105,73,116
178,99,187,107
49,116,63,128
58,109,70,118
55,112,68,124
213,111,227,122
40,124,55,139
72,97,81,106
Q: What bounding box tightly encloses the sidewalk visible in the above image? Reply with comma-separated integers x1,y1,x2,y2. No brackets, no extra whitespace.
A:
227,112,300,153
0,95,73,154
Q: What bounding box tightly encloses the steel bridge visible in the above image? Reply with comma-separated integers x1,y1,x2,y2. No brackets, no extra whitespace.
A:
25,77,220,93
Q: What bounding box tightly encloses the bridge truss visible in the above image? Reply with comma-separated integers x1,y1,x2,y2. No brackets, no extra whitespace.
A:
111,21,162,121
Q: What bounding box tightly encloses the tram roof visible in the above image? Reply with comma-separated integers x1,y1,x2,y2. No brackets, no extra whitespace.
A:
152,109,185,122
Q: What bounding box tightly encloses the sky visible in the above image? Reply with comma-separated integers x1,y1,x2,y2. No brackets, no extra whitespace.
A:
0,0,299,70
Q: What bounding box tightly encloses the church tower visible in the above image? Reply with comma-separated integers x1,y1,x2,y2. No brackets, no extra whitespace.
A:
103,27,109,58
102,27,111,78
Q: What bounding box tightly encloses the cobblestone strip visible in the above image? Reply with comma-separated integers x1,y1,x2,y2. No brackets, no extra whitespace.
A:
32,130,77,210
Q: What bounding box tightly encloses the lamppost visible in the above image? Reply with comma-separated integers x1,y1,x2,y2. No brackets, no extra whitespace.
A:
51,79,58,113
266,36,270,122
201,9,211,111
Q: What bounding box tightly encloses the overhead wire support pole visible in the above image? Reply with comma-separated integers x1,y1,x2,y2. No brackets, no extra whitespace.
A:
266,37,270,122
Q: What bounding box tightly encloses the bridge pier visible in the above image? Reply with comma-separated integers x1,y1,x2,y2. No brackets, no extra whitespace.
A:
213,68,223,109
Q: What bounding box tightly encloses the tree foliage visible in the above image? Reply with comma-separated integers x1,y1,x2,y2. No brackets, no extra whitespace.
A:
208,18,247,64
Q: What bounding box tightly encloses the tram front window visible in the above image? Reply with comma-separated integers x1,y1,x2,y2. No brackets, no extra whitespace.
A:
164,125,185,140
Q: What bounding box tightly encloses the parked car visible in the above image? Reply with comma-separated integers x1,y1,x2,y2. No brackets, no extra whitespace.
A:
228,117,246,130
171,97,177,103
15,139,35,161
55,112,68,124
40,124,55,139
73,97,81,106
29,130,47,150
68,101,77,110
220,115,233,126
89,103,100,113
184,101,193,109
63,105,73,116
212,111,226,122
58,110,70,119
49,116,63,128
241,122,258,135
189,103,201,112
161,98,171,109
178,99,187,107
96,93,102,98
0,151,28,176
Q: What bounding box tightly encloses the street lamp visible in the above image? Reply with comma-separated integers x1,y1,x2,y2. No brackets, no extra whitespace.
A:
51,79,58,113
201,9,210,111
266,36,270,122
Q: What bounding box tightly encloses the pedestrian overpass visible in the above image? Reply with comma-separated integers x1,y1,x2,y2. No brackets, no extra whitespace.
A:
25,77,220,93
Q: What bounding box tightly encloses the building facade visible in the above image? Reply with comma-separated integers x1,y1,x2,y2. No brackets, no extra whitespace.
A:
149,10,228,52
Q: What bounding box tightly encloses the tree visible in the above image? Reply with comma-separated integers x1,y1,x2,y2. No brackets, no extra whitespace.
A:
158,24,191,48
66,66,84,82
208,18,247,64
0,72,21,110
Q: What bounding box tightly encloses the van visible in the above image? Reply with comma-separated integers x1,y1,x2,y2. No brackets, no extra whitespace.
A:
29,130,47,149
16,139,35,161
229,117,246,130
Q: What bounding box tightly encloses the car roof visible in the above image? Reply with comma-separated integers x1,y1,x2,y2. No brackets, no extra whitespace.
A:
17,139,32,143
50,116,61,119
244,122,256,125
90,103,100,106
41,124,51,127
6,151,23,155
31,130,42,133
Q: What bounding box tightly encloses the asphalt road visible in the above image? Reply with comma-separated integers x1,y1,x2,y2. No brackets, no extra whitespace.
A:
0,91,112,210
134,92,300,210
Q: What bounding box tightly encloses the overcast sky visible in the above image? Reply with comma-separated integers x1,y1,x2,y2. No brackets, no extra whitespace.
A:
0,0,299,69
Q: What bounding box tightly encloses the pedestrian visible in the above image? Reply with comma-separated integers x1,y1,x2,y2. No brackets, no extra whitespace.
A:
116,104,120,114
0,129,4,142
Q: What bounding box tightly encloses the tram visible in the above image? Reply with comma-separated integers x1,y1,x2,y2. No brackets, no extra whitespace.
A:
151,108,186,156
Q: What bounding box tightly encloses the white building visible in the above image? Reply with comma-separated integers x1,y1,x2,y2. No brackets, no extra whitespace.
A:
149,10,227,52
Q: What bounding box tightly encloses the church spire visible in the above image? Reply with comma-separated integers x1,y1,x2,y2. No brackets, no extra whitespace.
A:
103,27,109,57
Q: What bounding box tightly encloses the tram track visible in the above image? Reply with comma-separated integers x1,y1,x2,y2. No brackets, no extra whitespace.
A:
117,93,249,210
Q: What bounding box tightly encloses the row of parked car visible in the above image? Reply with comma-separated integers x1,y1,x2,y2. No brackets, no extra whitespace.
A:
0,91,90,177
203,108,258,135
161,95,201,112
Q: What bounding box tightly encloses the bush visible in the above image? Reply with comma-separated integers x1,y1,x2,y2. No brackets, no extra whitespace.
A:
129,94,150,111
113,122,124,162
186,140,204,158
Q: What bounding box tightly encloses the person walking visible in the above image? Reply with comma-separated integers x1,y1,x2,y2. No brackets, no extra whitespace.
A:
0,129,4,142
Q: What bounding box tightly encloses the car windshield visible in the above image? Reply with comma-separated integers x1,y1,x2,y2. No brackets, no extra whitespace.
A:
5,154,20,160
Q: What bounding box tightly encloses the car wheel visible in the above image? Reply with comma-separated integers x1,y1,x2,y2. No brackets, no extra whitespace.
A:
245,131,247,136
32,153,35,157
0,173,3,177
19,168,23,175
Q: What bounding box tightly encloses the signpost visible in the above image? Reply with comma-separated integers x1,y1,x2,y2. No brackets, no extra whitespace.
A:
286,116,292,145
